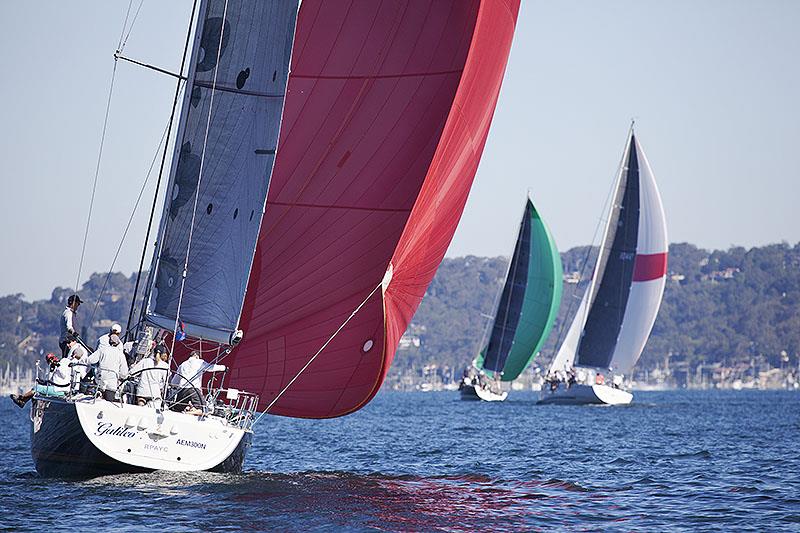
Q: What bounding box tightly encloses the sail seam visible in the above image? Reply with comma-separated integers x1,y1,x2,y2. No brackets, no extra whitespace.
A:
290,68,463,81
254,280,384,424
266,200,412,213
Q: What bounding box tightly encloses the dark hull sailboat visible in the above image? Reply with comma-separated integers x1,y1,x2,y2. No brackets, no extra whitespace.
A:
28,0,522,477
31,398,251,478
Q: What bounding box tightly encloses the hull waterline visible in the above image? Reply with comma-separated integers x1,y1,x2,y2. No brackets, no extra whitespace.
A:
537,384,632,406
458,383,507,402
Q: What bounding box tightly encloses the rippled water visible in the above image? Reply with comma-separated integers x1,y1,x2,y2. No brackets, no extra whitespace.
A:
1,390,798,531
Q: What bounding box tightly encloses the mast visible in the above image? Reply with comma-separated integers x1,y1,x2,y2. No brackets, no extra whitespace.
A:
575,129,640,369
127,0,201,340
482,200,531,377
547,127,635,374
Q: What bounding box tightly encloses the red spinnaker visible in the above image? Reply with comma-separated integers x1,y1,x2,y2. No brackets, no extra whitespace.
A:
229,0,521,418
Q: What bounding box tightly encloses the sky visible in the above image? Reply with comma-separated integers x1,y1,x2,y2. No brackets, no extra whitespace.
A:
1,1,798,301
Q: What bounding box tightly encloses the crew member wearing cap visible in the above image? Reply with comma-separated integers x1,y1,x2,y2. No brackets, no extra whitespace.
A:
86,333,129,402
131,345,169,407
66,335,90,389
9,341,78,408
59,294,82,358
96,323,123,351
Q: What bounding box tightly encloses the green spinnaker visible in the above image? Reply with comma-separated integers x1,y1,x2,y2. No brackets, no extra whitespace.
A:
478,199,562,381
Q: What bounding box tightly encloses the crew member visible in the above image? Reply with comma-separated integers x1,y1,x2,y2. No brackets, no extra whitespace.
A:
86,333,129,402
96,323,122,350
10,351,73,407
131,345,169,407
66,335,89,389
59,294,82,357
169,351,226,413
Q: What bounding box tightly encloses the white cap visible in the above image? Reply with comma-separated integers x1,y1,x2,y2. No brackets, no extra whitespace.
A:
111,323,122,333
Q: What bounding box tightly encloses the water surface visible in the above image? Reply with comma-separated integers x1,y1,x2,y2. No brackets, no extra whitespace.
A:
1,390,798,531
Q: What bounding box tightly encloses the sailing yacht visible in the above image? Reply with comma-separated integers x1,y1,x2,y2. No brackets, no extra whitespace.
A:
539,128,667,406
27,0,522,477
460,198,562,402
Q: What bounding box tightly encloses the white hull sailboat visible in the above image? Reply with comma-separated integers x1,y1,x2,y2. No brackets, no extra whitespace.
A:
31,391,254,477
30,0,300,478
460,198,561,402
539,126,667,406
459,381,508,402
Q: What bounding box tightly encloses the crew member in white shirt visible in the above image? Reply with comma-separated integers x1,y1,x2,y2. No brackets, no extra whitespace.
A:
131,346,169,407
169,351,226,413
59,294,82,357
87,334,129,402
10,349,73,407
95,323,122,351
66,336,89,390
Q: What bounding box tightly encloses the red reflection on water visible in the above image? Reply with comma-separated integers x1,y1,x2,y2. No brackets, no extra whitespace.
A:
229,473,602,531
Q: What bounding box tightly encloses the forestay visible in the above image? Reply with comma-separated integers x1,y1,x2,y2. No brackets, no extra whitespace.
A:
145,0,300,344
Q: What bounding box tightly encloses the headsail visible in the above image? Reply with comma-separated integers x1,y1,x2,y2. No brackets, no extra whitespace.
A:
482,199,562,381
550,130,667,376
575,136,640,368
144,0,300,344
226,0,522,418
607,137,667,374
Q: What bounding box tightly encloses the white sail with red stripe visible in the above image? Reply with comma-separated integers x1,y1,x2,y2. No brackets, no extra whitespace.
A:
548,128,667,378
607,134,667,375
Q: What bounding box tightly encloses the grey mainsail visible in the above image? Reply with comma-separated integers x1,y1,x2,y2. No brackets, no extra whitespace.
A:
145,0,299,343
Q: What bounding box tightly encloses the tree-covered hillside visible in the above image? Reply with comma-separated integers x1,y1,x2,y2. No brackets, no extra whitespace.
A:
400,242,800,375
1,242,798,379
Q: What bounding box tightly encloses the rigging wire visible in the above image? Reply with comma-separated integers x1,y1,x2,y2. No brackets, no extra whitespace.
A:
545,128,633,373
75,60,118,294
119,0,146,53
87,117,173,328
253,281,385,426
126,0,200,337
74,0,143,295
117,0,135,50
